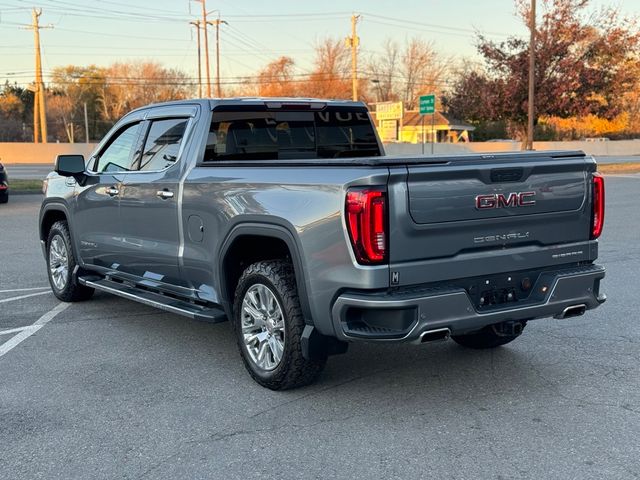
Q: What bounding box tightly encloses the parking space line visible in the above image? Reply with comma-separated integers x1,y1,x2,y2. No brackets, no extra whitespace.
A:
0,291,51,304
0,302,70,358
0,287,49,293
0,326,37,336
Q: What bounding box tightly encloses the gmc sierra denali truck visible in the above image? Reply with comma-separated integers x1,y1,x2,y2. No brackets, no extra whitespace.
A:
39,98,606,390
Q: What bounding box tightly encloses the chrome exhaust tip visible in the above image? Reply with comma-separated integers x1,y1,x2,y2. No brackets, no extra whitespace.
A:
555,304,587,319
418,328,451,343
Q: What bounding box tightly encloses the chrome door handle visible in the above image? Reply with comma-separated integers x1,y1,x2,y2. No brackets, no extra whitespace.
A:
105,186,120,197
156,190,174,199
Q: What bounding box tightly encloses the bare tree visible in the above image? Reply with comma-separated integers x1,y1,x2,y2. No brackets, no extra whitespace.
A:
367,39,400,102
50,65,106,139
401,39,448,109
46,93,75,142
302,38,351,99
99,61,194,122
366,38,449,109
254,56,298,97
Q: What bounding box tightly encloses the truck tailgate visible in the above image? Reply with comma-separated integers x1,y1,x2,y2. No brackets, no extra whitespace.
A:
388,152,598,286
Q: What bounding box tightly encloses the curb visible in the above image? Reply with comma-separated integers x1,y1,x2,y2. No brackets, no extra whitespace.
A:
10,191,44,196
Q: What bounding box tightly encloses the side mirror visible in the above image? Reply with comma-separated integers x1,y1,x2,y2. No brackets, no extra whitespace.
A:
55,154,86,178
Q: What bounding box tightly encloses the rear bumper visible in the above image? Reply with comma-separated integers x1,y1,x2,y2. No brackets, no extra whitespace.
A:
331,264,605,342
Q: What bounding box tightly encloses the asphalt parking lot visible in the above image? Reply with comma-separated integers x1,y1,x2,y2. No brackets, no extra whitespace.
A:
1,176,639,479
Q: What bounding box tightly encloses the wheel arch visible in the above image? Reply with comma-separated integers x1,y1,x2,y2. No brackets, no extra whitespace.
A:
40,204,69,242
39,202,83,266
218,223,312,324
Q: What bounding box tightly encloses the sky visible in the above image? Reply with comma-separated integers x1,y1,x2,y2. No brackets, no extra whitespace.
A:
1,0,639,87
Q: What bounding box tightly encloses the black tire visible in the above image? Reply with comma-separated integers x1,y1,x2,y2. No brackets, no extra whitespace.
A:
451,322,526,349
232,260,326,390
0,192,7,204
46,220,94,302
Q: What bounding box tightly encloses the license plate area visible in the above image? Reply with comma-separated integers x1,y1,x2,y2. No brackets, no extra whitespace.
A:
464,270,543,311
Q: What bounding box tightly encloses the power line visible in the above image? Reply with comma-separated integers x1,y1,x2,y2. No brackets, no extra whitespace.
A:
362,12,509,37
32,0,191,23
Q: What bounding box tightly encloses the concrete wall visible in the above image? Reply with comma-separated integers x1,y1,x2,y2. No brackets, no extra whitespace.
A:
0,143,97,165
2,139,640,164
384,140,640,157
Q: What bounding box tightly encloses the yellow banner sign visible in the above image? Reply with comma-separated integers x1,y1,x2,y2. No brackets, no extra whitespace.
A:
376,102,403,121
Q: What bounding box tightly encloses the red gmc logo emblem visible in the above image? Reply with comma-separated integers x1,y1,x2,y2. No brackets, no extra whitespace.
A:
475,192,536,209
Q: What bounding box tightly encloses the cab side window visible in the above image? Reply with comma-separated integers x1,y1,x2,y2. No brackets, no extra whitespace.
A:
138,118,188,172
95,122,142,173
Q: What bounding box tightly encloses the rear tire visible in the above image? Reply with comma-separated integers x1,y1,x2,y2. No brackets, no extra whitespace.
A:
232,260,326,390
451,321,526,349
46,220,94,302
0,192,7,204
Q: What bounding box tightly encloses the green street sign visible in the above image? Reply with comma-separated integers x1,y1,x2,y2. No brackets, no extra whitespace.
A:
419,94,435,115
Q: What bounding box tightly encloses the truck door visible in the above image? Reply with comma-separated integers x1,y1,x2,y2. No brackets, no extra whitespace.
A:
74,120,144,269
117,107,196,288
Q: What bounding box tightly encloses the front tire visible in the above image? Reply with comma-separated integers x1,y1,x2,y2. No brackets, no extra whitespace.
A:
451,321,526,349
46,220,94,302
232,260,326,390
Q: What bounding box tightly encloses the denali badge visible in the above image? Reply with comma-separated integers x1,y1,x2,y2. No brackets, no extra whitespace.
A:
474,232,530,244
475,192,536,209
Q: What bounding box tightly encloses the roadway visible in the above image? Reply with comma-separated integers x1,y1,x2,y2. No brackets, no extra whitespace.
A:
0,175,639,479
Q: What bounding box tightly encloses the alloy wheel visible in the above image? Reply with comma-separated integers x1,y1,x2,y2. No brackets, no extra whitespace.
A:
241,283,286,371
49,235,69,290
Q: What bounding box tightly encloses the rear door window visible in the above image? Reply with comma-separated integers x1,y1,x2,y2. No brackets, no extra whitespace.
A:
204,106,380,161
137,118,188,172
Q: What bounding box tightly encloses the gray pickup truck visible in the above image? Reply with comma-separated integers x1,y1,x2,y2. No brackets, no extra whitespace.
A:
39,98,606,389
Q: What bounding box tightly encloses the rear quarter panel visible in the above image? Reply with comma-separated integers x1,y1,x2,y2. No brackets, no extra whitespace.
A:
181,166,389,335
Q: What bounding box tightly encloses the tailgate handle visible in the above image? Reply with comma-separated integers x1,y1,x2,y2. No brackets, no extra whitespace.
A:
490,168,524,183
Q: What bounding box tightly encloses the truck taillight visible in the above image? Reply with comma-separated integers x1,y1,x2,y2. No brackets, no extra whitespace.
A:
345,187,387,264
591,172,605,239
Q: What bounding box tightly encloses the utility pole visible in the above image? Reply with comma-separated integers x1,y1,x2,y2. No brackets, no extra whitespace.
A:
346,14,361,101
198,0,212,97
211,16,227,98
83,102,90,143
33,85,40,144
526,0,536,150
190,20,203,97
22,9,52,143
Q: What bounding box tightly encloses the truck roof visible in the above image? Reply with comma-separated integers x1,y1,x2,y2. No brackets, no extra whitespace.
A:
129,97,367,113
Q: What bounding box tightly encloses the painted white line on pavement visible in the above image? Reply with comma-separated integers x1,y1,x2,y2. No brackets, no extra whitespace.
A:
0,287,49,293
0,326,37,336
0,302,70,357
0,291,51,304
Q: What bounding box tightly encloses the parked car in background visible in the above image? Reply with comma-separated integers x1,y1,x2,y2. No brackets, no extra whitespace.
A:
0,162,8,203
